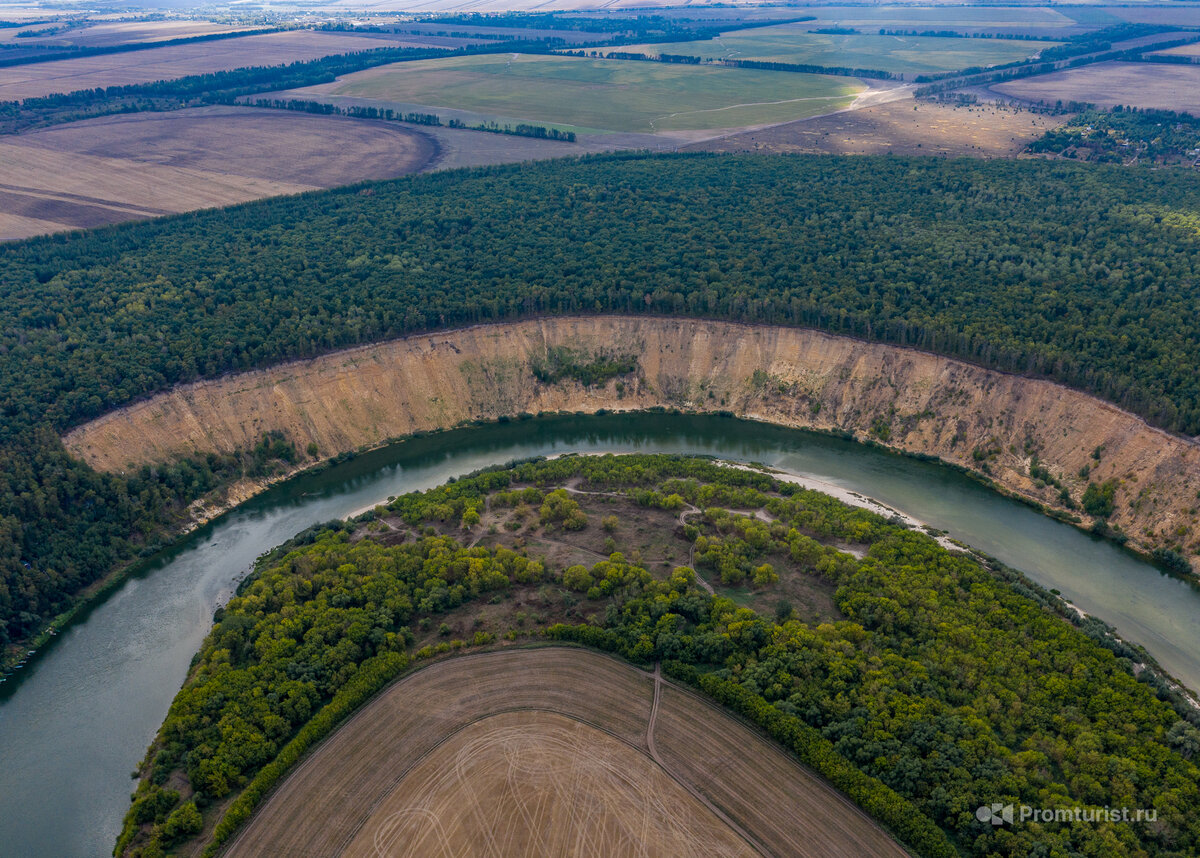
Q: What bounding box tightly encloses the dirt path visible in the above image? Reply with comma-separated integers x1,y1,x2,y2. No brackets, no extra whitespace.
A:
221,647,910,858
644,661,776,858
679,507,715,595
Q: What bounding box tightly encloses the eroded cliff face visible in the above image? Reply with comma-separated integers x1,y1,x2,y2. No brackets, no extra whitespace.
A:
63,317,1199,569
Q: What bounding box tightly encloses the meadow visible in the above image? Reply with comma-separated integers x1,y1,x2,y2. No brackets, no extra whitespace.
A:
606,28,1057,77
796,4,1088,37
286,53,864,134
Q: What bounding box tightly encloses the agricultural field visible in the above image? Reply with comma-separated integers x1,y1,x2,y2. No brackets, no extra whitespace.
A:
653,684,903,858
689,98,1067,157
0,18,254,49
792,4,1090,38
0,105,434,240
1106,6,1200,27
342,711,758,858
223,648,907,858
0,29,458,101
281,53,867,136
993,61,1200,114
1151,41,1200,59
602,28,1058,77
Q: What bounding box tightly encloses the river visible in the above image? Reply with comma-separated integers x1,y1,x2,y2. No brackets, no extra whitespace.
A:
0,412,1197,858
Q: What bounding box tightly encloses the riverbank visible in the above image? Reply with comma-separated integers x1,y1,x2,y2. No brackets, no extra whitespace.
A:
8,412,1200,858
63,316,1200,575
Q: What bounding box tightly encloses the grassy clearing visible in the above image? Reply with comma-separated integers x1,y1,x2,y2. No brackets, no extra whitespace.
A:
607,28,1057,76
302,53,863,133
690,100,1066,159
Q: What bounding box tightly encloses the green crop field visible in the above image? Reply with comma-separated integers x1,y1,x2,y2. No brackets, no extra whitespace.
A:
293,53,864,134
608,28,1057,76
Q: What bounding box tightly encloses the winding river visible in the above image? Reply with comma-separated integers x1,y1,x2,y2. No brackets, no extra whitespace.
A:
1,413,1197,858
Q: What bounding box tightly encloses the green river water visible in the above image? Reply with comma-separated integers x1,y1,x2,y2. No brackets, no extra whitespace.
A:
0,413,1196,858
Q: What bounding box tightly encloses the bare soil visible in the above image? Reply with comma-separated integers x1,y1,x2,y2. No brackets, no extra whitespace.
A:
992,61,1200,113
0,106,434,240
62,316,1200,569
0,30,434,101
0,20,254,49
1152,42,1200,58
342,710,758,858
689,99,1067,158
222,647,909,858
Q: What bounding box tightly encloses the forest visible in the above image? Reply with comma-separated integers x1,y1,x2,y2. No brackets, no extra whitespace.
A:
116,454,1200,857
2,152,1200,659
1027,106,1200,164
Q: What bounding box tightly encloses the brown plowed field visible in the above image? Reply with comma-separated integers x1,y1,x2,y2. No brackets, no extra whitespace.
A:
654,683,905,857
993,61,1200,114
0,106,434,240
220,647,910,858
342,711,757,858
0,30,439,101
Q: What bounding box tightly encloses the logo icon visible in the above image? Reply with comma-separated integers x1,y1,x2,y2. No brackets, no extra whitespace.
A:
976,803,1014,826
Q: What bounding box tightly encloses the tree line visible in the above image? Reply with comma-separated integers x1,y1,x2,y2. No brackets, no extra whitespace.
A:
0,26,283,70
566,48,895,80
2,152,1200,661
117,454,1200,857
0,38,559,133
246,98,577,141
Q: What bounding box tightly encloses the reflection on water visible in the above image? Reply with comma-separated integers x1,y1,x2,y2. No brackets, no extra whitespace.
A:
0,413,1196,858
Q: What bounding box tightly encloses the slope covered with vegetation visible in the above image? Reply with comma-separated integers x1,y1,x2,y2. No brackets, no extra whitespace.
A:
3,152,1200,655
118,454,1200,858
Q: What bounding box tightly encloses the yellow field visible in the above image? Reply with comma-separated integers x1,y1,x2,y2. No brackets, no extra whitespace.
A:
691,99,1067,158
222,648,910,858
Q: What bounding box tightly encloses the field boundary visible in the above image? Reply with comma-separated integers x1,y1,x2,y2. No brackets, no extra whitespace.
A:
216,645,911,858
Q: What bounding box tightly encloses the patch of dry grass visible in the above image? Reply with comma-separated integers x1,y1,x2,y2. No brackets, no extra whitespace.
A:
689,98,1066,157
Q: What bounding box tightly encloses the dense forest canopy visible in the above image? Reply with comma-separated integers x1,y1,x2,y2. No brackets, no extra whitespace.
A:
118,454,1200,858
2,152,1200,653
3,153,1199,436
